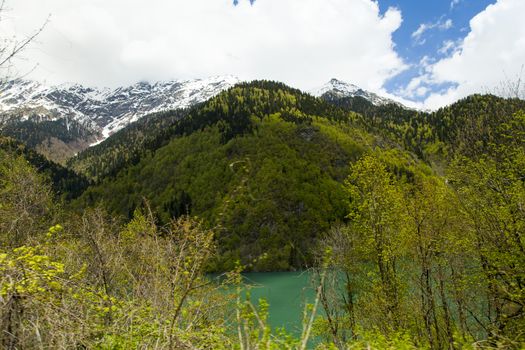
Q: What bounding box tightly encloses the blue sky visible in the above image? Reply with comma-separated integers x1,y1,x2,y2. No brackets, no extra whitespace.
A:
377,0,496,98
4,0,525,109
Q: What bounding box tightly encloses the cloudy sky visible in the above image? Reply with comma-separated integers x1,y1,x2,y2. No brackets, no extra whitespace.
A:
2,0,524,109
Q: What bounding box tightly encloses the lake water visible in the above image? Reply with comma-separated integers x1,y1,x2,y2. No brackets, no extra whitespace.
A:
241,271,318,334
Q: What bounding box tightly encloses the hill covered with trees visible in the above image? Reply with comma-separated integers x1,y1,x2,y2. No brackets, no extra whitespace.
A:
70,82,525,272
73,82,372,270
0,136,90,200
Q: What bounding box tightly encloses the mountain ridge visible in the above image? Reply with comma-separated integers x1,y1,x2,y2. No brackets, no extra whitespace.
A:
0,76,240,141
0,76,239,161
311,78,404,106
1,77,403,140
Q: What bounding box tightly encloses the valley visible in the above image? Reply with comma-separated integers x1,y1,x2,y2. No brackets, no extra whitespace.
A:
2,0,524,347
1,78,524,348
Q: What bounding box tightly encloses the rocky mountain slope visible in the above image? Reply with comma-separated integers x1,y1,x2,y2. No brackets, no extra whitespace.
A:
312,78,402,106
0,76,239,161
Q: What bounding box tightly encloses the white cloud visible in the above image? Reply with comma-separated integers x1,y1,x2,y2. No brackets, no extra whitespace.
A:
0,0,407,92
395,75,434,101
439,19,453,30
411,18,453,45
420,55,435,69
411,24,430,45
450,0,461,10
438,39,459,55
417,0,525,109
416,86,428,97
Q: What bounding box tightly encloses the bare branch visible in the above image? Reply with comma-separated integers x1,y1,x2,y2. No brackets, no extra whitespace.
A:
0,15,49,68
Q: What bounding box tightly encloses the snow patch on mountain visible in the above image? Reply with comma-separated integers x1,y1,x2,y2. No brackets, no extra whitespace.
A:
0,76,240,145
311,78,402,106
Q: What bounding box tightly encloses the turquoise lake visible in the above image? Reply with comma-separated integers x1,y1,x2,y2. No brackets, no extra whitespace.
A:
240,271,318,334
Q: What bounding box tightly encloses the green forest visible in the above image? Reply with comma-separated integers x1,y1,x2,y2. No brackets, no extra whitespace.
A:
1,81,524,349
0,108,97,164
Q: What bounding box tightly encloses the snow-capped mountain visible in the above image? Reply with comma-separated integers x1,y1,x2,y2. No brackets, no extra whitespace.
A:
312,78,402,106
0,76,239,145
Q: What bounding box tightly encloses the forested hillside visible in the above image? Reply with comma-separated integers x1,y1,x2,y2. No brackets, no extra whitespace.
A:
73,82,373,270
0,136,90,200
0,108,97,163
67,108,190,182
325,93,525,161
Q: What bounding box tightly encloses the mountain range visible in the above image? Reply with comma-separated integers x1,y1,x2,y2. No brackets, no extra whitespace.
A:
0,76,239,161
0,77,400,162
311,78,402,106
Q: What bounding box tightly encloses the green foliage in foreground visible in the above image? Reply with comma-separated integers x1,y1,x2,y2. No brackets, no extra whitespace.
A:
0,152,321,348
312,113,525,350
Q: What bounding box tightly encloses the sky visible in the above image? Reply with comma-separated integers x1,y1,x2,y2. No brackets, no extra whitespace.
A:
2,0,524,109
